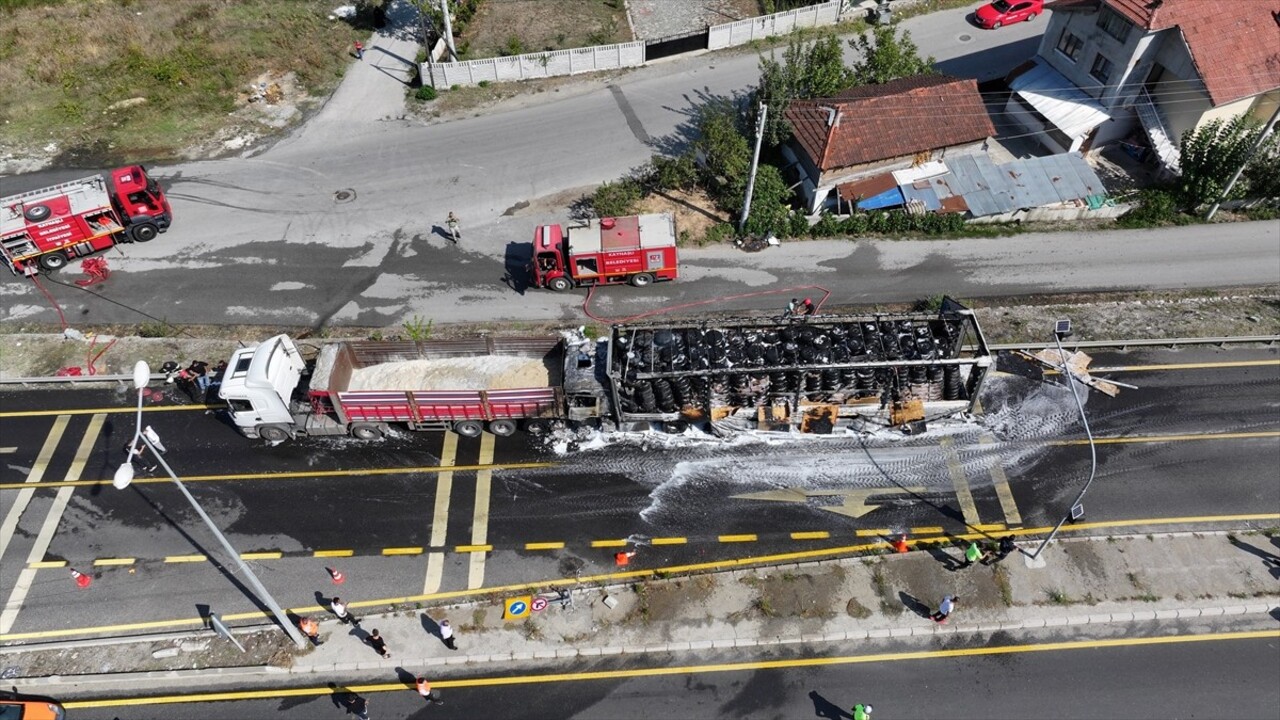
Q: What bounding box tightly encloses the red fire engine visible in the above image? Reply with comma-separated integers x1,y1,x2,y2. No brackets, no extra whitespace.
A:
531,213,678,291
1,165,172,275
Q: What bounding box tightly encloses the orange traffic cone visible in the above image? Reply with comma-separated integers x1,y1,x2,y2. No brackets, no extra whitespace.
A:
614,550,636,567
894,534,909,554
70,568,92,589
327,566,345,585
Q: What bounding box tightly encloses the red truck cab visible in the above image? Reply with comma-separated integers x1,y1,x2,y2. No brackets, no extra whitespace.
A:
532,213,678,291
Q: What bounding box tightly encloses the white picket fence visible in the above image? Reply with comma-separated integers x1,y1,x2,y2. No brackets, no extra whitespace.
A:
708,0,846,50
430,42,645,88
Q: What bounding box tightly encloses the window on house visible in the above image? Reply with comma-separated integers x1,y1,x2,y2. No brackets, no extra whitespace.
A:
1055,30,1083,62
1089,54,1114,84
1096,7,1132,42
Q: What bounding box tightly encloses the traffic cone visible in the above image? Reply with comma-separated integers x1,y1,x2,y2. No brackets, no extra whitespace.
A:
614,550,636,567
326,566,345,585
894,534,909,554
70,568,92,589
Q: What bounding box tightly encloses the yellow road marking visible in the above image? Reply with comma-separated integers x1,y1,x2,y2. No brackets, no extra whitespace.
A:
312,550,354,558
0,405,214,418
239,552,281,560
525,542,565,550
62,629,1280,709
0,415,69,558
423,432,459,596
591,539,629,548
456,544,492,553
941,437,981,528
93,558,135,566
909,526,945,535
0,447,16,453
0,460,555,491
718,534,757,543
28,561,66,569
1093,359,1280,373
651,537,688,545
165,555,207,563
5,512,1278,642
855,529,890,537
980,433,1023,527
1054,431,1280,446
382,547,423,556
468,432,495,590
790,531,830,540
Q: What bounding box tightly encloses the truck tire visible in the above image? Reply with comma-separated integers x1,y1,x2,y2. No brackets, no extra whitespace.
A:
525,419,549,436
629,273,654,288
663,421,688,434
38,252,68,272
24,204,52,222
453,420,483,438
259,425,291,443
350,423,383,440
488,419,517,437
131,223,159,242
548,277,572,292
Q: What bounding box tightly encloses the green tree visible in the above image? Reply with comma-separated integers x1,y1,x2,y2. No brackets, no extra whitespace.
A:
848,25,935,86
1241,132,1280,202
742,164,793,236
1176,115,1274,209
755,34,854,147
692,101,752,211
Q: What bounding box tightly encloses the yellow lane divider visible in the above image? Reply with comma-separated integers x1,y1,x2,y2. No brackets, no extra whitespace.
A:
1053,430,1280,446
64,629,1280,709
0,405,215,418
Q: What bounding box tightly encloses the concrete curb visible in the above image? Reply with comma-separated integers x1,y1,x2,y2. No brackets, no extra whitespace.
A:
13,603,1278,689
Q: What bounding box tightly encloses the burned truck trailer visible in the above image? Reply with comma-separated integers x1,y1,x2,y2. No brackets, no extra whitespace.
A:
604,298,991,433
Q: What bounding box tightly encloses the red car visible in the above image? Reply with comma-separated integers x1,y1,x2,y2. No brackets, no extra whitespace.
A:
975,0,1044,28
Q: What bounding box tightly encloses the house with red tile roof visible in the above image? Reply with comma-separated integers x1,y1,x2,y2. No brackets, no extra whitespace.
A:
1006,0,1280,173
783,74,996,213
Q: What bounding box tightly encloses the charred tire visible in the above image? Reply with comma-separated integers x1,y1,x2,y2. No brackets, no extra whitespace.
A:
525,419,549,436
258,425,291,443
548,277,572,292
488,419,518,437
350,424,383,440
38,252,68,272
24,204,52,222
454,420,483,438
663,421,688,434
131,223,159,242
629,273,654,288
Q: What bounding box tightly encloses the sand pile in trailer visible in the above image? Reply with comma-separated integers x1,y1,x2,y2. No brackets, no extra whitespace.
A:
348,356,550,391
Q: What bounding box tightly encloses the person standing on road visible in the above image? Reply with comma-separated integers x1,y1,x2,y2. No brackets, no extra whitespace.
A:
124,440,157,472
416,676,444,704
330,596,360,626
852,703,873,720
354,40,364,60
143,425,167,454
343,692,370,719
990,535,1017,564
960,541,987,568
439,618,458,651
366,628,391,658
932,594,957,624
299,616,322,645
446,212,461,243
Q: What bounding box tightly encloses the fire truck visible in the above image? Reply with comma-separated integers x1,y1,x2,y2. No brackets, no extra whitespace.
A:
531,213,678,291
1,165,172,275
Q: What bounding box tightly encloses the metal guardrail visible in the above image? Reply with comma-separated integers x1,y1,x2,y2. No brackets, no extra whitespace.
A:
0,372,169,386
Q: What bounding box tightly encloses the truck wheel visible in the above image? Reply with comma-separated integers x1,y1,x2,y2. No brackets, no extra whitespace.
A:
131,223,159,242
548,277,572,292
259,425,291,443
38,252,68,272
350,424,383,440
663,421,688,434
525,419,549,436
488,419,517,437
453,420,483,438
629,273,654,288
24,204,52,222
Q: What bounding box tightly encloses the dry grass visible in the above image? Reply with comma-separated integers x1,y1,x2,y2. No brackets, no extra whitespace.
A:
0,0,365,165
458,0,631,60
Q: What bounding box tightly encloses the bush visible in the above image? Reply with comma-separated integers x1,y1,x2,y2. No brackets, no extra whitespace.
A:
413,85,437,101
650,154,699,193
501,35,525,57
1118,188,1182,227
703,223,736,245
591,179,643,217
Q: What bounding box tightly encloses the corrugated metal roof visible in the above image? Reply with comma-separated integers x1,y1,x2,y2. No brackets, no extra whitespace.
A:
899,180,941,211
931,153,1108,216
1009,59,1112,139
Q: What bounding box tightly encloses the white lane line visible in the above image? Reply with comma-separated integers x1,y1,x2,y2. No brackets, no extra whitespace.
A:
422,432,458,595
0,415,69,561
467,432,495,590
0,414,102,634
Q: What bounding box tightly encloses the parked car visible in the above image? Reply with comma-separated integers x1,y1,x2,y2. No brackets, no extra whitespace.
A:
0,689,65,720
975,0,1043,28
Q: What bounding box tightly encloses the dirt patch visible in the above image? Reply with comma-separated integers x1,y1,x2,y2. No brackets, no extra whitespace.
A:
637,188,732,245
458,0,632,60
627,575,719,624
742,568,842,620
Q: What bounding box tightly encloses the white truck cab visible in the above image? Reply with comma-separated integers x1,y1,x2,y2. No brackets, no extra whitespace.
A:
217,334,306,439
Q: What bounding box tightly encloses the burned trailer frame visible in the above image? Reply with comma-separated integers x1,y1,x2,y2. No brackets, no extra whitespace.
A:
605,298,992,433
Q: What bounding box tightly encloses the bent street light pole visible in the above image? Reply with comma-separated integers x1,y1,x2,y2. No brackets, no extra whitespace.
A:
114,362,306,649
1029,322,1099,560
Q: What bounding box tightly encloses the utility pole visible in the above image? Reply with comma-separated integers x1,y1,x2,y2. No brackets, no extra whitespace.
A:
1205,104,1280,220
739,102,768,234
440,0,457,62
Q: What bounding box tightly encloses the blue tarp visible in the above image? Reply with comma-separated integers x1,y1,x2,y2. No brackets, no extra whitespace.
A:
855,187,904,210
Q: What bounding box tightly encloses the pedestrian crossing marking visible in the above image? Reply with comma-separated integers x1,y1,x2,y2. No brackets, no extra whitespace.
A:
980,433,1023,527
941,437,981,528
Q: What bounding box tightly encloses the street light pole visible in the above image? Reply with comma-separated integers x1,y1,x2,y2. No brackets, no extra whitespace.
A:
1029,320,1099,560
114,361,306,649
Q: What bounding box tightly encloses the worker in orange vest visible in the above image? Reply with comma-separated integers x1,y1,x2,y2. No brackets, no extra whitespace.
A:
299,616,322,645
416,677,444,704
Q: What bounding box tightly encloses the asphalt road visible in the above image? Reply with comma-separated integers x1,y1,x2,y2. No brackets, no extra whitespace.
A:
1,347,1276,638
3,2,1277,329
62,631,1280,719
